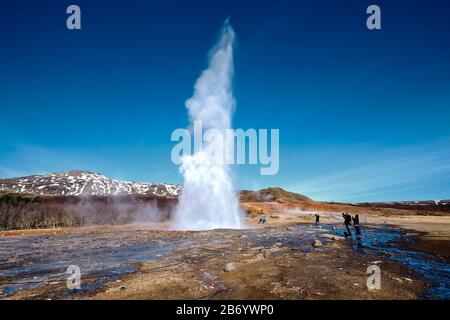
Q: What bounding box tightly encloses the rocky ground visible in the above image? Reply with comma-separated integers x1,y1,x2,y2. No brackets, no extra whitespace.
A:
93,227,425,300
1,208,449,300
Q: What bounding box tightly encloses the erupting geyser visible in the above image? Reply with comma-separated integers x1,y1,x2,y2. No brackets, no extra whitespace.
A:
172,20,243,230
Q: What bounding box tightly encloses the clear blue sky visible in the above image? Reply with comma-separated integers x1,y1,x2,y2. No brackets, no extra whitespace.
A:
1,0,449,202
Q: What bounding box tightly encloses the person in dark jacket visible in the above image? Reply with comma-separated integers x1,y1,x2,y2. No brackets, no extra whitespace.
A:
342,213,352,237
352,214,361,236
314,214,320,226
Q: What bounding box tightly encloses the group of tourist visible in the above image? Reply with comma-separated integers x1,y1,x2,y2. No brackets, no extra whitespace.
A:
342,212,361,237
314,212,362,237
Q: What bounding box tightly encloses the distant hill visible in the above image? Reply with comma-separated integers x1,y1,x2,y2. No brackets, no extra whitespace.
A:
0,171,448,230
354,200,450,213
240,187,450,216
240,187,312,204
0,170,181,198
1,171,448,215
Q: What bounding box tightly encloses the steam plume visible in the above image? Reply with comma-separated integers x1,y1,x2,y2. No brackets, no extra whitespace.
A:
172,20,243,230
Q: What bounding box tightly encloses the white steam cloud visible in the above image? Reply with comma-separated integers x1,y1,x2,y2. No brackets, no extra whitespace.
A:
172,20,243,230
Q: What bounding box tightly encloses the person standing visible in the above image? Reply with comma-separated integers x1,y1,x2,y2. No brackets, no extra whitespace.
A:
352,214,361,236
342,212,352,237
314,214,320,226
258,212,266,224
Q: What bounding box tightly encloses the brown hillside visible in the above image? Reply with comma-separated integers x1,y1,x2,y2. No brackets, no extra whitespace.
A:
240,188,450,217
240,187,312,204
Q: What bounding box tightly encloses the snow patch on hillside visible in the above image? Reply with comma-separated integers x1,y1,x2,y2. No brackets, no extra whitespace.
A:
0,170,181,197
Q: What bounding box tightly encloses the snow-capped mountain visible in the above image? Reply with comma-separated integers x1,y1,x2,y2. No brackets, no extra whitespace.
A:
0,170,181,198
